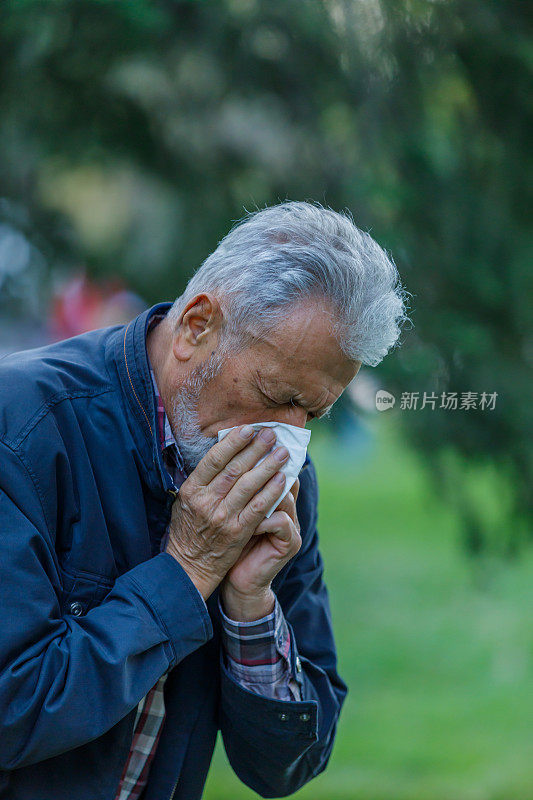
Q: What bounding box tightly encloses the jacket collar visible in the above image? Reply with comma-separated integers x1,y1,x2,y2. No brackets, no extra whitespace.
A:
109,301,175,495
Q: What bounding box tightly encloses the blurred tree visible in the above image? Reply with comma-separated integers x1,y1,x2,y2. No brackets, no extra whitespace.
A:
0,0,531,553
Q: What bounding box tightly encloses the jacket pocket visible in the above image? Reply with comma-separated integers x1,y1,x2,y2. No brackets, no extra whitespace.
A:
58,566,114,618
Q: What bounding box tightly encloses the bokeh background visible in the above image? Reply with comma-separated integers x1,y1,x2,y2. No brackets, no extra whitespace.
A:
1,1,532,798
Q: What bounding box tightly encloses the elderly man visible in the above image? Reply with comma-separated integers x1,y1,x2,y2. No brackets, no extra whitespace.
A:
0,202,408,799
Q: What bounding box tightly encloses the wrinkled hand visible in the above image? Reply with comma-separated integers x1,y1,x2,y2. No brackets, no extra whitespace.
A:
220,478,301,618
165,425,290,600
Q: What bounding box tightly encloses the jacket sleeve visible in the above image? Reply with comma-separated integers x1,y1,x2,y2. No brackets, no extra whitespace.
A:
218,457,348,797
0,441,213,770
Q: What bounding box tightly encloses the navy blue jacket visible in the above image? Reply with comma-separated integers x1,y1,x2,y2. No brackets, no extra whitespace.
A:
0,302,348,799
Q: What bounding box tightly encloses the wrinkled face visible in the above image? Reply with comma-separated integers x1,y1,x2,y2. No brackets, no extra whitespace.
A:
168,299,361,474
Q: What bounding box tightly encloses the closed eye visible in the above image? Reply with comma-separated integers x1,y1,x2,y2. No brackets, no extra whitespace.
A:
260,387,330,421
290,397,331,421
291,398,315,420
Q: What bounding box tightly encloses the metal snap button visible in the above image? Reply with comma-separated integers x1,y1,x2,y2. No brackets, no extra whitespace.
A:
299,713,310,722
279,713,289,721
69,601,84,617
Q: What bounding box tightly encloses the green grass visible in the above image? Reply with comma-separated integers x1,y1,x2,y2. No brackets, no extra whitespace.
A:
203,419,533,800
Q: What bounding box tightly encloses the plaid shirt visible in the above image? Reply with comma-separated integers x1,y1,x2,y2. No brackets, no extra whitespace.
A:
114,317,300,799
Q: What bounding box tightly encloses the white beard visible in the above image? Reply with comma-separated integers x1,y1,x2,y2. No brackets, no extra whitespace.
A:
169,349,227,474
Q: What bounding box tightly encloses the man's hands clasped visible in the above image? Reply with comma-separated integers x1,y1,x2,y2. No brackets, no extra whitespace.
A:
165,425,302,617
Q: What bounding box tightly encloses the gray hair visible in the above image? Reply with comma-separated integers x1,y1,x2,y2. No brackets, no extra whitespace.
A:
167,201,411,367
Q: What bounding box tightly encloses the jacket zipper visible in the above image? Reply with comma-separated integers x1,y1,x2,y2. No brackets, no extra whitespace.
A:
169,776,179,799
164,485,179,800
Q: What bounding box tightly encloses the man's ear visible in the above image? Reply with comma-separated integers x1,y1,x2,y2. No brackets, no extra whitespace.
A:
172,293,223,362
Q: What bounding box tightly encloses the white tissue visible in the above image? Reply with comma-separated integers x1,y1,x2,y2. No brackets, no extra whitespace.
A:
217,421,311,518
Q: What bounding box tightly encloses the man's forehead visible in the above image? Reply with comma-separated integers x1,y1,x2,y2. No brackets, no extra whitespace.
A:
256,329,358,388
260,298,335,346
259,319,344,376
245,300,360,393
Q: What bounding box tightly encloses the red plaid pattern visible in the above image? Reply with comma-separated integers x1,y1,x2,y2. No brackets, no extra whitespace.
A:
114,674,167,800
218,593,302,701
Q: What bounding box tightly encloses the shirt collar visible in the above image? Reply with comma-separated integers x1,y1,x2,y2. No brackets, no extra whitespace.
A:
146,314,187,475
